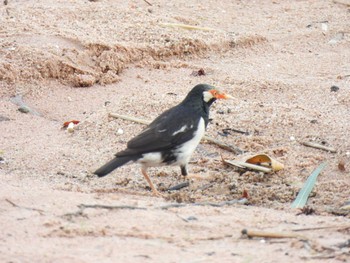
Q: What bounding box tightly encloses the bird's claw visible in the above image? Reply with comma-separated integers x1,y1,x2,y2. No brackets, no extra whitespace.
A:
152,190,165,197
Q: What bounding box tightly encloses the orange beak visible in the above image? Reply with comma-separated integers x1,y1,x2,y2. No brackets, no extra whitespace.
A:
209,89,233,99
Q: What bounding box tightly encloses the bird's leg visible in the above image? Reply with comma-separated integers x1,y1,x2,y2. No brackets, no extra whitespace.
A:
141,167,162,197
180,165,188,176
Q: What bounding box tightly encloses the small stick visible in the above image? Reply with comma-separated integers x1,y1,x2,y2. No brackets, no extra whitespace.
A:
241,229,307,240
292,225,350,232
301,141,336,153
62,204,147,220
109,112,244,154
78,204,147,210
160,23,216,31
222,158,272,173
202,136,244,154
167,181,190,191
142,0,152,6
64,199,248,217
198,182,215,191
159,198,248,210
5,198,45,214
333,0,350,7
222,128,249,135
109,112,150,125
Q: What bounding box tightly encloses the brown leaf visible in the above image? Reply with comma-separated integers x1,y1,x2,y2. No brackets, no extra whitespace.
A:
338,160,346,172
63,120,80,128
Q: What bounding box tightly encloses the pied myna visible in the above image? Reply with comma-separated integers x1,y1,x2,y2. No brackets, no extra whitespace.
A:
94,84,232,196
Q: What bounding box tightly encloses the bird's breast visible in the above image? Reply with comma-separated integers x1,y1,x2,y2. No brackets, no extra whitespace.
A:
173,117,206,165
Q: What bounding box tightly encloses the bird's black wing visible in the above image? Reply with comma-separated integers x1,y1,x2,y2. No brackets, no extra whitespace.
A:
116,105,200,157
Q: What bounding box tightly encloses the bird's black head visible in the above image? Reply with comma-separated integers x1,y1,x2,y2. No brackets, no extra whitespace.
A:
183,84,232,107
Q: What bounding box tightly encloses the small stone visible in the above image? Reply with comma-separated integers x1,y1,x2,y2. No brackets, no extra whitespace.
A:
18,106,30,113
330,85,339,92
67,122,75,133
187,216,198,221
117,128,124,135
321,22,328,31
338,160,346,172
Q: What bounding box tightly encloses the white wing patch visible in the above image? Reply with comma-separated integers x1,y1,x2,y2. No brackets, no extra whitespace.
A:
172,125,188,136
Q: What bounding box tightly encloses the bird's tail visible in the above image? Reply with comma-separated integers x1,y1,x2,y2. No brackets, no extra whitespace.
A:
94,156,132,177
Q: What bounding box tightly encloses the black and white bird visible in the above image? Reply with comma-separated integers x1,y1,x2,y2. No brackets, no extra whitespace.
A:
94,84,232,196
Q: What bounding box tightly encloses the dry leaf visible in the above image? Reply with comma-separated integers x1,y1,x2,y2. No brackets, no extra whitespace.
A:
245,154,284,171
63,120,80,128
338,160,346,172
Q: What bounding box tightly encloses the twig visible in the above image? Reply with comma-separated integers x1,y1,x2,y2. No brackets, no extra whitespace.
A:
160,23,216,31
159,203,187,209
61,203,147,220
198,182,215,191
62,199,248,219
78,204,147,210
301,141,336,153
222,128,249,135
5,198,45,214
109,112,150,125
109,112,244,154
167,181,190,191
333,0,350,7
301,252,350,260
241,229,307,240
202,136,244,154
222,158,272,173
159,198,248,210
142,0,152,6
292,225,350,232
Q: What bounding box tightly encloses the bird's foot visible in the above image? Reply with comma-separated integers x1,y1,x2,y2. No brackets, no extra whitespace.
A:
152,189,165,197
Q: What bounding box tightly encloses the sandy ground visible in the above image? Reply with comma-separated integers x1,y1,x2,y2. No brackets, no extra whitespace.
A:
1,0,350,262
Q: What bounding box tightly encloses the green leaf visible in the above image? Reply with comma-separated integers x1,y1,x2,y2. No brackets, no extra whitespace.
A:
291,162,327,209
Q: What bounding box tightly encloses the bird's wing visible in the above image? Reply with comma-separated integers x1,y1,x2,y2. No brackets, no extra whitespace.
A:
117,106,199,156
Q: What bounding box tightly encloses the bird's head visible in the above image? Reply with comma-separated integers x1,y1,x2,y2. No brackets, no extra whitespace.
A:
184,84,232,107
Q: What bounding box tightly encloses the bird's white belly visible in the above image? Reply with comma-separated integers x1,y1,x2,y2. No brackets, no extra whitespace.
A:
138,118,206,167
139,152,163,167
173,117,205,166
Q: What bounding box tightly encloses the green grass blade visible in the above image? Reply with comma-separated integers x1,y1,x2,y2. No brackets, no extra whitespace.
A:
291,162,327,209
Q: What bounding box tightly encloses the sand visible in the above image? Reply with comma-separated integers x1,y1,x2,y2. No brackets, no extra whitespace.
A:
1,0,350,262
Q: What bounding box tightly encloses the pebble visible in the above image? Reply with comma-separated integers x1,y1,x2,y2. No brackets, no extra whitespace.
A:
67,122,75,133
18,106,30,113
330,85,339,92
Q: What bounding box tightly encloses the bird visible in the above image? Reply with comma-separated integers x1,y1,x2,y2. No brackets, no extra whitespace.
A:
94,84,232,196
